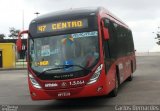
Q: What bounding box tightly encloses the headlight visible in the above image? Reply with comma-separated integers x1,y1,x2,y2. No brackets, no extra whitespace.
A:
29,74,42,89
87,64,103,84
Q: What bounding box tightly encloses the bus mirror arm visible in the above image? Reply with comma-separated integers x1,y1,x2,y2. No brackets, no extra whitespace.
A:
101,20,109,40
16,30,29,52
102,27,109,40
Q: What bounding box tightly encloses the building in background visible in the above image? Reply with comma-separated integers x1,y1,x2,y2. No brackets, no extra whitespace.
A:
0,39,27,59
0,43,16,68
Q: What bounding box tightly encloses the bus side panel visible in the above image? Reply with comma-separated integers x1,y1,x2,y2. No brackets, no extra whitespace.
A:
99,54,136,96
115,54,136,84
122,55,134,82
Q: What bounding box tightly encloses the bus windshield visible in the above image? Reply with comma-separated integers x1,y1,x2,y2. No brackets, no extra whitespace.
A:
29,31,99,74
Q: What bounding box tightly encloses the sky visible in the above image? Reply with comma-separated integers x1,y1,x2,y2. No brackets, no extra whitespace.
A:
0,0,160,52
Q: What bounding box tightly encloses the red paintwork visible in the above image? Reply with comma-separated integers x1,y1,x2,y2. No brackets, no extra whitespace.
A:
101,20,109,40
25,8,136,100
28,66,108,100
28,55,136,100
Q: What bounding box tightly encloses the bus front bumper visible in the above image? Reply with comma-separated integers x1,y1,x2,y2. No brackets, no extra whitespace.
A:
29,80,108,100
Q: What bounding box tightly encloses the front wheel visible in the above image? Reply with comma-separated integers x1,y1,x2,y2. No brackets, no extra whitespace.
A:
110,75,119,97
127,73,133,81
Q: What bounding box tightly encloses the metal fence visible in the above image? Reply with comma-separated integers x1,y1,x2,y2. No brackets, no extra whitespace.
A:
15,59,27,68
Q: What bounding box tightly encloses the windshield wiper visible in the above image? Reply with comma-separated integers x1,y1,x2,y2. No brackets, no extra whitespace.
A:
37,64,92,77
37,67,66,77
56,64,92,73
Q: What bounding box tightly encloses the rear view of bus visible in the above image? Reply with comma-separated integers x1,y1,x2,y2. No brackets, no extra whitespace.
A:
17,7,136,100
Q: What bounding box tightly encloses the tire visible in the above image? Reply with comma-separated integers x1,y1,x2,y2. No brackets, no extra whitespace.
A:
127,73,133,81
128,61,133,81
110,75,119,97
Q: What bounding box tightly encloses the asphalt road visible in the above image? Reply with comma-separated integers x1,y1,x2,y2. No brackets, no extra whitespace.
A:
0,56,160,111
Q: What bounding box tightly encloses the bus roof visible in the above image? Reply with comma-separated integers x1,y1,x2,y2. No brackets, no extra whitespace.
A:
99,7,129,28
31,7,129,29
33,7,99,22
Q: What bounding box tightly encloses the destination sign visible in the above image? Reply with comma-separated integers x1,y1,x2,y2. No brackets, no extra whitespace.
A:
37,19,88,33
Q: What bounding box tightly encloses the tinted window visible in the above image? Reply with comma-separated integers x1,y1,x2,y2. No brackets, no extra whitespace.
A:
104,19,134,59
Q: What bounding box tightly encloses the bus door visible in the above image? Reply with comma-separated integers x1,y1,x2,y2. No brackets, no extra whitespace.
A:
101,19,112,74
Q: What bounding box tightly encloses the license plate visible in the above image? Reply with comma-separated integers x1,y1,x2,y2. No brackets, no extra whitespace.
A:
57,92,70,97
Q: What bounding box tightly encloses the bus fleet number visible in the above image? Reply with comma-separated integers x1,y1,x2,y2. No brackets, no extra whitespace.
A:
69,80,85,86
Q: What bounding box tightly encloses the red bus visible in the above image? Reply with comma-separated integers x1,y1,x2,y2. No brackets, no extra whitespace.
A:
17,7,136,100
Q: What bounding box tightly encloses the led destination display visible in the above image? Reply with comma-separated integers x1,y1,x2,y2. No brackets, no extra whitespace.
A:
37,19,88,33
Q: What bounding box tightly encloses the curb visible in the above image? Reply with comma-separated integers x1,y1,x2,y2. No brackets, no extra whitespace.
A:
0,68,27,71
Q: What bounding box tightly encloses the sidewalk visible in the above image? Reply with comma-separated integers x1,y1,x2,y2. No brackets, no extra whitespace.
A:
0,60,27,71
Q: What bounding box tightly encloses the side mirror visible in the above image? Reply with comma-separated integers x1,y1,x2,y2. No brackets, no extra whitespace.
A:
16,30,29,52
102,27,109,40
16,38,22,52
